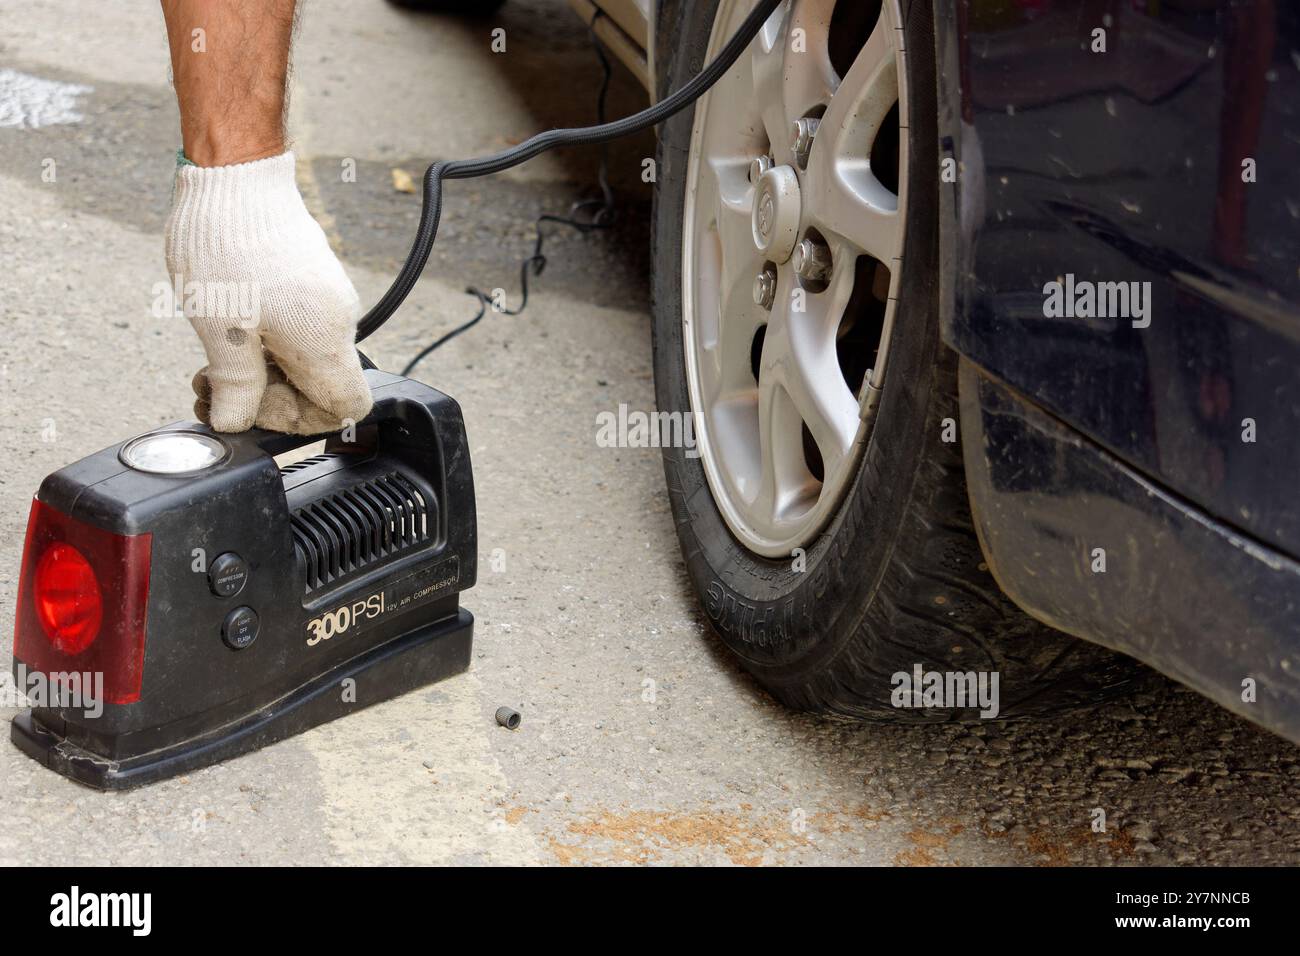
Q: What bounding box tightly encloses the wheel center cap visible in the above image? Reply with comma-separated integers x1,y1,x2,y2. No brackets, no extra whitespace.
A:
752,164,801,263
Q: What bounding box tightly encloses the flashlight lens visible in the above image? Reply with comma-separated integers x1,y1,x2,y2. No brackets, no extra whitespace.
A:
33,542,103,654
121,431,227,474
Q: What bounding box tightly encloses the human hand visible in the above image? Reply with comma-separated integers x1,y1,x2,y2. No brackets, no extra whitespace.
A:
165,151,371,434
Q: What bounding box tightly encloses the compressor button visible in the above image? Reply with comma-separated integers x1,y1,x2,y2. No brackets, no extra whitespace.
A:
208,552,248,597
221,606,259,650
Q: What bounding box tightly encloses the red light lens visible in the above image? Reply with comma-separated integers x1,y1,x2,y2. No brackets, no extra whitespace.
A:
33,543,104,654
13,499,152,704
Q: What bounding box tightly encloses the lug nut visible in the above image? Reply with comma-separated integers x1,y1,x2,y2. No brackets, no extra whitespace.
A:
792,239,832,282
749,155,773,183
753,267,777,310
791,117,820,167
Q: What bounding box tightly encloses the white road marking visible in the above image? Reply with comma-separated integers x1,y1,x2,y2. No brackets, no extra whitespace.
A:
0,69,93,129
307,668,543,864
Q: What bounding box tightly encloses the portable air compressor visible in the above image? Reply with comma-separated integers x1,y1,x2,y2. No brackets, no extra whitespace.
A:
10,369,475,790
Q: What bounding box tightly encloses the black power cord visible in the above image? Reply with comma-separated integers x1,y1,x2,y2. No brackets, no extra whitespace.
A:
399,21,618,376
355,0,783,356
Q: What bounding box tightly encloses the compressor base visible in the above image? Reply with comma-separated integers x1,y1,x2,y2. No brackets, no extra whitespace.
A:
11,609,474,791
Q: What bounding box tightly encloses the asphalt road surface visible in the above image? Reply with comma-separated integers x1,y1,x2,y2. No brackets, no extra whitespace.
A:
1,0,1297,865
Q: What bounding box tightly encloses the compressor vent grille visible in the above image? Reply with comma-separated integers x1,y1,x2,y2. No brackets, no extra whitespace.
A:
291,473,431,592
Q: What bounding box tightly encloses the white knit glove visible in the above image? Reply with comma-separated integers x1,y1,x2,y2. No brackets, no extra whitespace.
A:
165,151,372,434
191,360,347,436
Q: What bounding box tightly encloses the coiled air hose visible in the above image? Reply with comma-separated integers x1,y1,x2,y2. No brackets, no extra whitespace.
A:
355,0,783,345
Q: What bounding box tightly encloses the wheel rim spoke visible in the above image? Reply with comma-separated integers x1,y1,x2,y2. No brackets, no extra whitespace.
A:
693,154,765,405
803,6,902,264
754,376,814,527
766,267,859,486
750,0,838,163
701,22,766,158
711,156,761,296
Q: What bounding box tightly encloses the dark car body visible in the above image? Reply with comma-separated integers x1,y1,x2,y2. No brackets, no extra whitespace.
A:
935,0,1300,739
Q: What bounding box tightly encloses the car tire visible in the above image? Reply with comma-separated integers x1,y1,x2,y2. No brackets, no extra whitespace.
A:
651,0,1140,719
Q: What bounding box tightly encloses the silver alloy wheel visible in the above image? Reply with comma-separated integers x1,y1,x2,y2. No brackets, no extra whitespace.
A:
682,0,909,557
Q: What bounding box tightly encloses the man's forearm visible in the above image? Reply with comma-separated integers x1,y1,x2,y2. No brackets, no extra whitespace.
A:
161,0,298,167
